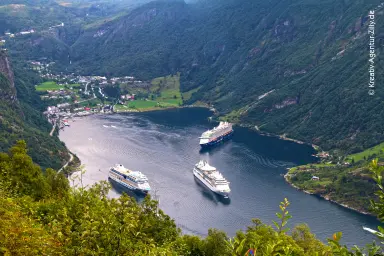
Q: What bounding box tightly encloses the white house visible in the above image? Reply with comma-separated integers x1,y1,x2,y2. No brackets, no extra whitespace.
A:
311,176,320,181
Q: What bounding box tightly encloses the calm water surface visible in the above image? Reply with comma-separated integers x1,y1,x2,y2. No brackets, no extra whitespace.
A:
59,108,380,247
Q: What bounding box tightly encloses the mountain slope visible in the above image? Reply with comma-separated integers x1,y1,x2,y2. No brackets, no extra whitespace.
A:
3,0,384,153
0,50,68,169
67,0,384,152
70,0,191,77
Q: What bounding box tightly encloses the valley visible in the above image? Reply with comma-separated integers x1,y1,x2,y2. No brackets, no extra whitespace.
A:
0,0,383,253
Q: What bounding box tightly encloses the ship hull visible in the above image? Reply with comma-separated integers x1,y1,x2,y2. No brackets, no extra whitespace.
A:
193,169,230,197
200,130,234,148
108,175,149,195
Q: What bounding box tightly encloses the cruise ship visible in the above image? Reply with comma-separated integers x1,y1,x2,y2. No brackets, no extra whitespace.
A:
108,164,151,194
193,160,231,197
199,122,233,147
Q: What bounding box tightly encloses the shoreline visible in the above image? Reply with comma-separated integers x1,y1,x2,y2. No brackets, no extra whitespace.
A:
237,123,320,152
113,104,211,114
283,173,374,217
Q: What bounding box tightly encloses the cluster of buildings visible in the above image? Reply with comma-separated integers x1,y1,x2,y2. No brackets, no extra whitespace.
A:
4,32,15,38
3,29,35,38
110,76,135,84
77,75,138,86
19,29,35,35
316,152,330,158
44,103,115,127
41,89,74,100
30,60,144,90
120,94,135,100
49,23,64,29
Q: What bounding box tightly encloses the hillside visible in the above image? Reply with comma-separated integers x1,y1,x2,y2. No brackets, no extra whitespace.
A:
61,0,383,153
0,50,68,169
0,0,154,65
285,142,384,214
2,0,384,151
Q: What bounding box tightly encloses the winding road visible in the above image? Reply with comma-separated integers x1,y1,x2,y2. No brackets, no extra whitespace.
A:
49,120,56,136
58,153,74,173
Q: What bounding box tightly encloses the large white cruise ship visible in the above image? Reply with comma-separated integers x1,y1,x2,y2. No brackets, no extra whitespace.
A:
199,122,234,147
193,160,231,197
108,164,151,194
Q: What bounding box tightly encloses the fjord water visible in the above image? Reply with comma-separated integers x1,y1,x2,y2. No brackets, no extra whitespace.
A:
59,107,379,247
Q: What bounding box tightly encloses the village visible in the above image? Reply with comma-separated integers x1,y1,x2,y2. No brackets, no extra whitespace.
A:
1,24,187,130
29,60,145,131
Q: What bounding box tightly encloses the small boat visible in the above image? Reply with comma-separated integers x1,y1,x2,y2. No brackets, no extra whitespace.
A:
363,226,379,235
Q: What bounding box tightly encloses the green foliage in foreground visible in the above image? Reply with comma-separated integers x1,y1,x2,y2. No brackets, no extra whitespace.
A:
0,142,383,255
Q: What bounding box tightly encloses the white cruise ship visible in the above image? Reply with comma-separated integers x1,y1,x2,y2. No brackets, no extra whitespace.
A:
108,164,151,194
193,160,231,197
199,122,233,147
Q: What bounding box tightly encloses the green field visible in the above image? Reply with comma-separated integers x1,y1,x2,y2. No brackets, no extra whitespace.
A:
117,73,183,111
35,81,81,91
78,98,102,107
115,99,180,112
35,81,63,91
127,100,158,109
150,73,183,105
288,163,336,173
68,83,81,87
346,142,384,163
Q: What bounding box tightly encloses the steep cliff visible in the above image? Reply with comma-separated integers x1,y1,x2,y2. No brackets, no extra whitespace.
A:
0,51,69,169
0,50,16,103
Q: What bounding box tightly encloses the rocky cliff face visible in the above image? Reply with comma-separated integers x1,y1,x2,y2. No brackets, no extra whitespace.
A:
0,50,17,103
0,51,69,169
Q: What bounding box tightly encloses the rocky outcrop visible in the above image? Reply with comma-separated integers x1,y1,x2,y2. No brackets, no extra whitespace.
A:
263,96,300,113
0,50,17,103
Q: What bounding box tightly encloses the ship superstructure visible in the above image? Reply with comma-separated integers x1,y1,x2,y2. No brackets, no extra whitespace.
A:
199,122,233,147
108,164,151,194
193,160,231,197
